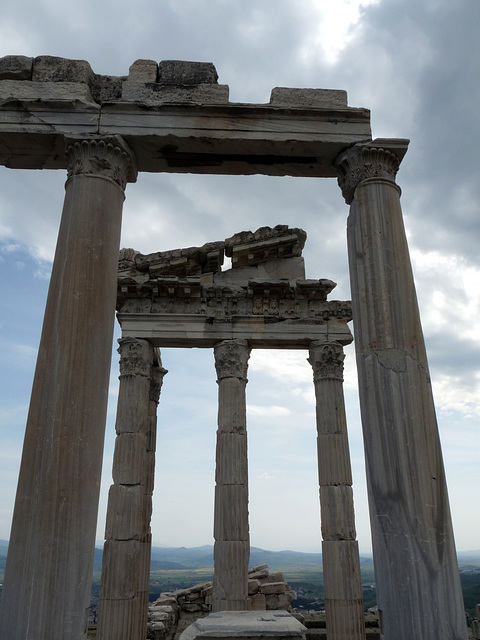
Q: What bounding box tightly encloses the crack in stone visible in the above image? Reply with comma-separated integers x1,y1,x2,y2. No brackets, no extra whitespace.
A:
374,348,407,372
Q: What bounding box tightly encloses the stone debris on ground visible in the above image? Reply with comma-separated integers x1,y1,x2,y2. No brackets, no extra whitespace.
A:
147,564,297,640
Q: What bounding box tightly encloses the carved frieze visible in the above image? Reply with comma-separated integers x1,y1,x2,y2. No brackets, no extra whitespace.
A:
214,340,251,381
117,276,351,323
118,337,154,377
65,135,137,189
116,228,353,347
335,143,402,204
308,341,345,381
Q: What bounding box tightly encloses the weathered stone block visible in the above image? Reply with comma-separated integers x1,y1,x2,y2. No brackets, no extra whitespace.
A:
215,433,248,485
322,540,363,601
129,59,158,83
217,379,247,432
319,485,356,540
248,579,261,595
0,55,33,80
317,433,352,486
266,592,293,610
105,484,151,540
154,596,178,606
112,432,149,485
248,568,269,580
158,60,218,85
260,582,287,595
100,539,145,598
267,571,285,583
121,81,229,105
115,375,151,434
98,596,148,639
91,74,125,104
270,88,348,109
33,55,94,85
213,540,249,603
324,599,365,639
182,604,203,612
214,484,249,540
0,79,98,109
179,611,307,640
250,593,266,610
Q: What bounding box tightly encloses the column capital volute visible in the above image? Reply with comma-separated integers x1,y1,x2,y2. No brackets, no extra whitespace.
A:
64,135,138,190
118,337,154,377
214,339,251,381
308,340,345,382
150,350,168,403
335,138,409,204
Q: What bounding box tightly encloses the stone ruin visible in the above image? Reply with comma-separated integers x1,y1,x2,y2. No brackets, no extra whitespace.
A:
98,224,358,640
147,564,297,640
0,55,468,640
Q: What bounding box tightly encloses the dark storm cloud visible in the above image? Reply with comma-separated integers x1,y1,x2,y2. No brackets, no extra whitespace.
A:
321,0,480,263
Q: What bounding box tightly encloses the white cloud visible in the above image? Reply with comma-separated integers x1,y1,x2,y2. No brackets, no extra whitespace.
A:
248,405,291,418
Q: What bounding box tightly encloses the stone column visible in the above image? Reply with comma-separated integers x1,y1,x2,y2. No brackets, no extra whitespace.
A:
335,140,467,640
0,136,137,640
308,341,365,640
97,338,167,640
212,339,251,612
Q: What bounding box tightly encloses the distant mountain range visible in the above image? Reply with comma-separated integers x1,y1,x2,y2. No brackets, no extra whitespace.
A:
1,540,479,574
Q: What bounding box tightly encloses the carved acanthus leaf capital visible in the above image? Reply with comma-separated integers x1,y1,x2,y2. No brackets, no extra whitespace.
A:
335,140,408,204
118,337,154,377
308,341,345,381
214,339,251,381
65,135,137,190
150,349,168,403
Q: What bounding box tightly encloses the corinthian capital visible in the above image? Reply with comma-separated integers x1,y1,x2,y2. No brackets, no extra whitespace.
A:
335,138,409,204
65,135,137,189
214,340,251,381
308,341,345,382
118,337,154,377
150,350,168,403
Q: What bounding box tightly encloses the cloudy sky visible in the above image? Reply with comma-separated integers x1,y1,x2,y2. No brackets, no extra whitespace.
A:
0,0,479,555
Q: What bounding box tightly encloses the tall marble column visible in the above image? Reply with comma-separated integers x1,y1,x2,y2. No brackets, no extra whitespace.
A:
97,338,167,640
335,140,467,640
308,341,365,640
0,136,137,640
212,339,251,612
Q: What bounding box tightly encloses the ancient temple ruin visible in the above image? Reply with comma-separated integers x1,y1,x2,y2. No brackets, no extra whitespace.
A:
0,56,468,640
96,225,362,640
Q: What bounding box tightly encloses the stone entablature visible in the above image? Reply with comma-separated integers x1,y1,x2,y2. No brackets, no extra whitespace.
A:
116,226,352,348
0,56,371,175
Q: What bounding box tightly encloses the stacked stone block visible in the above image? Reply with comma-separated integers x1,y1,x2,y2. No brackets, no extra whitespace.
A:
148,565,297,640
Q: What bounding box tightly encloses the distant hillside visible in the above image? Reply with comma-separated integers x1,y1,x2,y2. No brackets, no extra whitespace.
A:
3,539,480,575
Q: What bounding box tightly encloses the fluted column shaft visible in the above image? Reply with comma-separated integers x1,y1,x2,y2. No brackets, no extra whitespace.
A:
0,136,137,640
212,339,251,612
97,338,167,640
336,141,466,640
308,341,365,640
